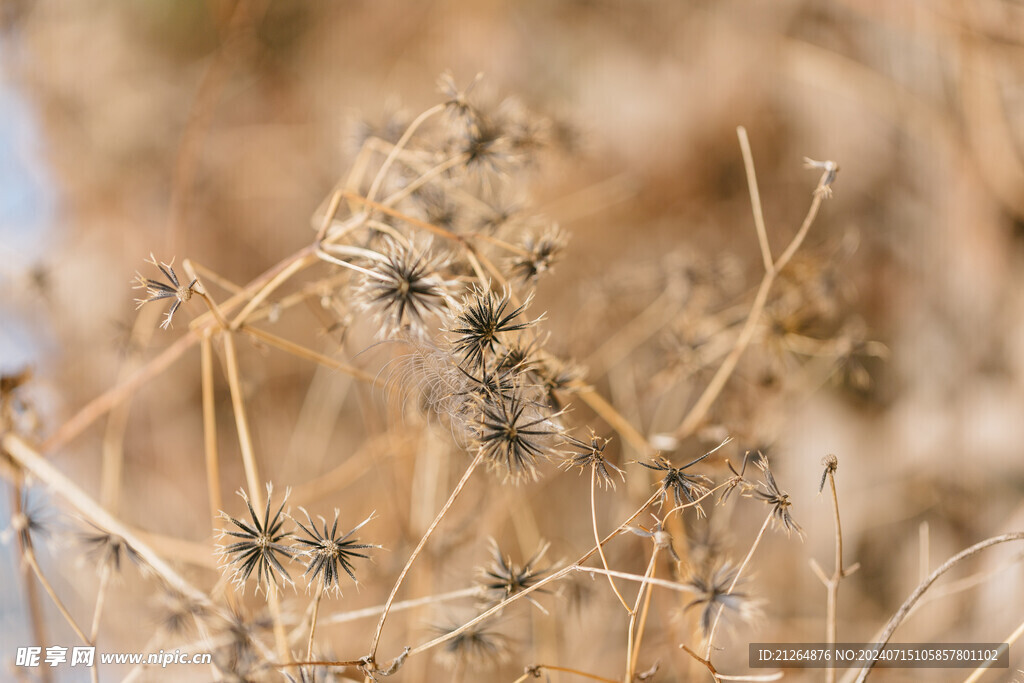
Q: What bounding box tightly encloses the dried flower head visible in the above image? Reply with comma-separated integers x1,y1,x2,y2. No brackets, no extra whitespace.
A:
510,225,566,281
292,508,379,595
473,388,563,483
753,454,803,538
638,451,714,517
819,454,839,493
719,451,757,505
80,520,142,575
560,431,624,489
684,560,760,635
448,286,541,370
457,118,511,175
155,590,207,636
357,241,452,338
535,355,583,410
438,71,483,131
432,615,510,669
477,539,551,608
212,605,273,678
4,490,53,548
217,485,294,594
132,253,197,329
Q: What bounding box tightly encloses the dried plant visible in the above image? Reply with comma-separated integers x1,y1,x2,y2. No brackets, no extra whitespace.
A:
8,55,1015,683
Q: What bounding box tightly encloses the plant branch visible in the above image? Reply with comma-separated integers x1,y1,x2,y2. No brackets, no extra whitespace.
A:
368,451,485,663
853,532,1024,683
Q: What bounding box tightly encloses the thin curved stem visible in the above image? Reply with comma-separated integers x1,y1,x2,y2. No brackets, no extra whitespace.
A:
674,142,832,441
368,451,484,663
853,532,1024,683
705,514,772,659
591,466,632,613
626,547,659,681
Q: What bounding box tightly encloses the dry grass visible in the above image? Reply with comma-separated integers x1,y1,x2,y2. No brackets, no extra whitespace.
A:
2,2,1024,682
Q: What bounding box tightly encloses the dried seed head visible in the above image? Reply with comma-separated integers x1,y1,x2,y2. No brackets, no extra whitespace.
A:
473,387,564,484
477,539,551,608
432,614,511,670
132,253,197,329
753,454,804,538
291,508,379,596
80,520,143,575
448,286,541,370
683,560,761,635
560,431,625,490
819,454,839,493
637,452,714,518
510,225,566,281
216,484,295,595
356,241,452,339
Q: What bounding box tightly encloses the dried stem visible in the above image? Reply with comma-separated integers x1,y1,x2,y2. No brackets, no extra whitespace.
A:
43,243,323,453
810,461,858,683
89,563,111,643
572,382,652,457
219,332,292,666
591,465,632,613
200,333,222,526
319,587,478,628
736,126,773,272
229,250,319,330
221,332,261,500
364,103,445,204
681,644,784,682
852,532,1024,683
412,485,726,660
409,490,668,658
4,433,221,611
962,618,1023,683
704,514,772,659
626,547,660,682
42,331,199,453
240,324,378,385
21,524,91,646
11,483,51,683
674,135,834,441
512,664,621,683
306,584,324,664
368,451,485,664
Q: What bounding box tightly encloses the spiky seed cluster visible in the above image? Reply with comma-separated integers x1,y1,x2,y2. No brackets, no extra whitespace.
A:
474,389,562,483
132,253,196,329
561,431,624,489
753,454,803,538
292,508,378,596
448,286,539,370
212,606,273,677
217,485,294,594
357,241,451,338
80,521,142,575
510,226,566,281
5,490,51,548
684,560,759,634
819,454,839,493
433,616,510,669
638,451,714,517
477,539,551,607
719,451,757,505
438,71,483,132
156,591,207,636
